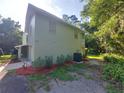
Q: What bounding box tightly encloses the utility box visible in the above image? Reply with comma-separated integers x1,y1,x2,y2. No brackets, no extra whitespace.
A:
73,53,82,62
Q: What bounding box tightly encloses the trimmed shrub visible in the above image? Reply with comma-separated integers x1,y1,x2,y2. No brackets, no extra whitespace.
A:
56,55,65,66
44,56,53,68
32,57,45,68
65,54,73,61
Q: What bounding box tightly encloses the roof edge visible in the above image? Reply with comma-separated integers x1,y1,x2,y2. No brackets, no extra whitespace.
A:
27,3,83,32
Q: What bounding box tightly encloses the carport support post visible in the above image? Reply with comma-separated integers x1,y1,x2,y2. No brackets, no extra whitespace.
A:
18,47,21,59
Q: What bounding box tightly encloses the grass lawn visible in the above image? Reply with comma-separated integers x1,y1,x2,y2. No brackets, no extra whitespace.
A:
0,55,11,65
106,83,122,93
0,55,11,60
87,55,104,60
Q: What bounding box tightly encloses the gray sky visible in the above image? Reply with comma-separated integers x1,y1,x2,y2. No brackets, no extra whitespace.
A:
0,0,85,30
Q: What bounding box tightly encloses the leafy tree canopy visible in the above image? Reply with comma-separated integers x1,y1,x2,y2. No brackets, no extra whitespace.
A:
62,14,81,25
0,16,22,54
81,0,124,55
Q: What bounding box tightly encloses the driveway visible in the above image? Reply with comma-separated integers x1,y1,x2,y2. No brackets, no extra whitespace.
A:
0,60,107,93
0,71,107,93
0,74,28,93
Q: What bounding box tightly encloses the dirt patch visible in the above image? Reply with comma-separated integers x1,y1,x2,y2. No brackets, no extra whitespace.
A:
26,63,107,93
36,77,106,93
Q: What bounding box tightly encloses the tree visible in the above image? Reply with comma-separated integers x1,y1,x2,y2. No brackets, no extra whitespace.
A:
0,17,22,54
85,34,101,55
81,0,124,55
62,14,80,25
81,22,97,33
81,21,100,54
69,15,78,23
62,14,69,22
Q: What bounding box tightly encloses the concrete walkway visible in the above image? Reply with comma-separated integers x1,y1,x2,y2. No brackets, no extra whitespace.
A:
0,70,8,80
0,62,31,80
0,62,9,80
5,62,31,70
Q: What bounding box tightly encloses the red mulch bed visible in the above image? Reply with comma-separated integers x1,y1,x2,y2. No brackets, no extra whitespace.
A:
16,61,75,75
65,61,75,65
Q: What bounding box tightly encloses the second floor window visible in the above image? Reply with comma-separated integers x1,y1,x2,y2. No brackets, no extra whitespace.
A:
49,20,56,33
74,31,78,39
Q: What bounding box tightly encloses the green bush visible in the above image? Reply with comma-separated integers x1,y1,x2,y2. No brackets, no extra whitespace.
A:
56,55,65,66
88,49,100,55
32,56,53,68
56,54,73,66
103,64,124,81
103,54,124,83
44,56,53,68
106,83,122,93
103,53,124,65
65,54,73,61
32,57,45,68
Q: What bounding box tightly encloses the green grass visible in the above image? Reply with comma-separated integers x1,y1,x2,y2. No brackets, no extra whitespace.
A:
65,64,87,72
87,55,103,60
27,64,87,82
0,55,11,64
0,55,12,60
7,69,16,75
8,69,16,73
0,60,5,64
106,84,122,93
48,64,87,81
27,64,88,82
79,72,94,80
48,67,75,81
27,74,48,81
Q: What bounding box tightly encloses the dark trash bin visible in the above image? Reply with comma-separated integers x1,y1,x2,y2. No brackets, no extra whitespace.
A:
73,53,82,62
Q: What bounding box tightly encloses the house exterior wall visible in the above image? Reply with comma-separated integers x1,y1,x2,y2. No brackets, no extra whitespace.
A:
22,32,27,45
32,13,84,63
25,15,35,61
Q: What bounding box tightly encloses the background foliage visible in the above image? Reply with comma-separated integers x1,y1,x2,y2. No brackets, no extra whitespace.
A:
103,54,124,84
0,16,22,54
81,0,124,55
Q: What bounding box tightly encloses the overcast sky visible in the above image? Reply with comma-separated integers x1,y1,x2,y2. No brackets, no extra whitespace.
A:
0,0,85,30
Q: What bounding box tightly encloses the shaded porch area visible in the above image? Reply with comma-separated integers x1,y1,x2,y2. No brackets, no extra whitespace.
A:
15,45,31,61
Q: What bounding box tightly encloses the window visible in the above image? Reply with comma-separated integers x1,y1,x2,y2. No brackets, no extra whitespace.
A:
81,33,84,39
74,31,78,39
49,20,56,33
